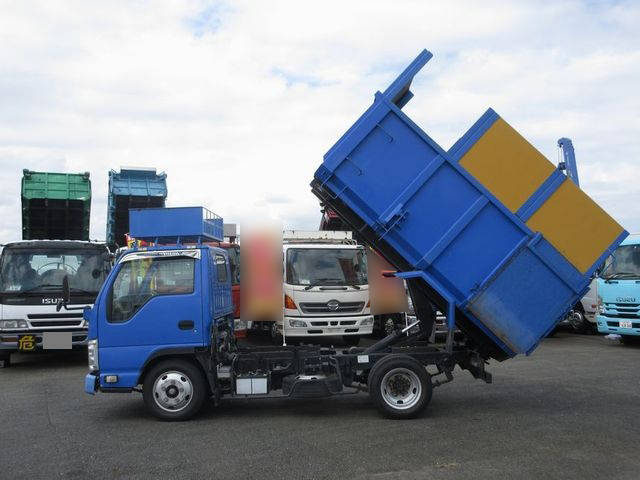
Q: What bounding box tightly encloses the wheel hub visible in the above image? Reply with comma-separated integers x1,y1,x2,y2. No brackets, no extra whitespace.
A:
152,371,193,412
380,367,422,410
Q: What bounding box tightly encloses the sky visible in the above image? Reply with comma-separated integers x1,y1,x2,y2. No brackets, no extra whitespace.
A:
0,0,639,242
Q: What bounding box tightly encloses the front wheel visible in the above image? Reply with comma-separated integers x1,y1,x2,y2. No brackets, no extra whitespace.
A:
368,355,432,419
569,308,593,334
0,353,10,368
142,359,208,421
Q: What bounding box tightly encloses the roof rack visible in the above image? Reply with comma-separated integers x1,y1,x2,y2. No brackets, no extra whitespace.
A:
129,206,223,245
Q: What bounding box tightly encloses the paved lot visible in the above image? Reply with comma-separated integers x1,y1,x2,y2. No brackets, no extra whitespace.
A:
1,332,639,480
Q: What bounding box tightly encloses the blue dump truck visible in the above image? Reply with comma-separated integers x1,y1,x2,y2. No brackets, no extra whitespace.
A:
64,49,626,421
596,234,640,344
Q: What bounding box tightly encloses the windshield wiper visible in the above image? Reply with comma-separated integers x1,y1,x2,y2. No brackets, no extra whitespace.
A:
303,278,342,290
604,272,640,282
8,284,61,294
348,284,361,290
69,287,97,295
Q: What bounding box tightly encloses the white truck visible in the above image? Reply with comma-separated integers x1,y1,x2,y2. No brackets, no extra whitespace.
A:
0,240,111,367
276,230,374,346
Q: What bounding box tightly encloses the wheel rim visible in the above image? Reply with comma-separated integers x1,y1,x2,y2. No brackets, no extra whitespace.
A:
380,367,422,410
384,318,395,336
570,310,585,331
152,370,194,413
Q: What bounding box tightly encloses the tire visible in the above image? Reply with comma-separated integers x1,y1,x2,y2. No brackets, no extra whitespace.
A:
568,307,591,334
620,335,640,346
342,335,361,347
142,359,208,421
0,354,10,368
368,354,432,419
270,323,283,345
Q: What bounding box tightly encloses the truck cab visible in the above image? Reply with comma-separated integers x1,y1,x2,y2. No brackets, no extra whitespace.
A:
279,231,374,345
85,244,233,392
0,240,111,366
596,234,640,343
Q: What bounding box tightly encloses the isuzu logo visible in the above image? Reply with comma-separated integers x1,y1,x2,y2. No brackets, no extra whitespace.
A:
42,298,63,305
327,300,340,311
616,297,636,303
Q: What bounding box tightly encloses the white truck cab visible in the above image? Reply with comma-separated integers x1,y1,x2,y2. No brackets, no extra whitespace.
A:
0,240,111,366
279,231,373,345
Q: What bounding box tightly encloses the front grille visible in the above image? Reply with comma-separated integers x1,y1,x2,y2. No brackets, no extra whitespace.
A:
30,320,83,327
299,301,365,314
28,313,83,319
603,303,640,319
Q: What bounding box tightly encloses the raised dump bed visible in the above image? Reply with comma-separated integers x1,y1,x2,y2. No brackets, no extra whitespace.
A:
106,167,167,248
21,169,91,240
311,49,627,360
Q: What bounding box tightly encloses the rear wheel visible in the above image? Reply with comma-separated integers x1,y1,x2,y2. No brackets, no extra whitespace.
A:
368,355,432,419
142,359,207,421
342,335,361,347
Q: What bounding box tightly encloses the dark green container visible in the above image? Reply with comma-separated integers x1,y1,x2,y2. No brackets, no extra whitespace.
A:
21,169,91,240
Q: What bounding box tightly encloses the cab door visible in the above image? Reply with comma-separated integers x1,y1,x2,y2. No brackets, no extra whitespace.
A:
97,250,204,388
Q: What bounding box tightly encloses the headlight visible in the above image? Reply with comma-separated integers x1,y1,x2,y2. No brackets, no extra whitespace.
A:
597,296,604,314
0,320,28,330
360,317,374,326
88,339,99,372
288,319,307,328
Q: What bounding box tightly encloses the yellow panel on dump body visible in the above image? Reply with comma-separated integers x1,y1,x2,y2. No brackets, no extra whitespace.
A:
459,118,556,213
526,179,625,273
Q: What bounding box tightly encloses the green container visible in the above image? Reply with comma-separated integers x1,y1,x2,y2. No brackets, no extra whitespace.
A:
21,169,91,240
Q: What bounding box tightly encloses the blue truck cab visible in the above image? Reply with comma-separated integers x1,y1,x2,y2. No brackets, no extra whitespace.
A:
596,234,640,343
83,207,234,418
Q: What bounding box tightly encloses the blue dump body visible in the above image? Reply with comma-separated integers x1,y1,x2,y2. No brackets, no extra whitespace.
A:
107,168,168,248
129,206,224,244
311,49,627,360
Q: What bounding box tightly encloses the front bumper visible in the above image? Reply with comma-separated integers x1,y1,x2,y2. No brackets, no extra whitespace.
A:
597,315,640,336
85,373,98,394
282,315,374,337
0,329,88,352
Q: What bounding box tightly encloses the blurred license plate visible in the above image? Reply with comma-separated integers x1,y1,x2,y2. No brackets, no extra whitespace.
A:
619,320,633,329
43,331,72,349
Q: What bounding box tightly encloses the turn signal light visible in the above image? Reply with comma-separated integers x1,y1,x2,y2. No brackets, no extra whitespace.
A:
366,300,370,308
284,294,297,310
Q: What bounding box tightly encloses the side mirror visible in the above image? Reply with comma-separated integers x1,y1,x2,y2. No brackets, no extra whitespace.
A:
57,275,71,312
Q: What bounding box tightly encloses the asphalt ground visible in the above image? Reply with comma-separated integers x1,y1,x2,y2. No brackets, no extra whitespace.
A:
1,331,639,480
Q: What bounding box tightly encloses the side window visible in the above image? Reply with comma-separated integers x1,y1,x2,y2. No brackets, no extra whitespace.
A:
216,254,227,283
109,257,195,323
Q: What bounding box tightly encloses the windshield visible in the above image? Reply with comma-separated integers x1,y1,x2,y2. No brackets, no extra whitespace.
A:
603,244,640,278
110,256,195,323
0,248,108,294
286,248,367,286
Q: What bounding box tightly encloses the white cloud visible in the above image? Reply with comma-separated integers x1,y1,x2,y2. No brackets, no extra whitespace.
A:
0,0,638,244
